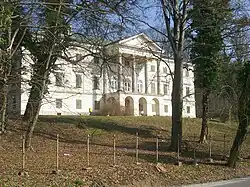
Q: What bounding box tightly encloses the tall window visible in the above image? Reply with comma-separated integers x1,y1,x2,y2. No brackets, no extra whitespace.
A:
110,78,117,90
76,99,82,109
55,72,63,86
185,69,189,77
187,106,191,114
151,65,155,72
164,105,168,113
76,74,82,88
163,67,168,73
56,99,62,108
93,76,99,89
124,79,131,92
186,87,190,97
95,101,100,110
76,54,81,61
163,84,169,95
151,82,156,94
137,80,143,93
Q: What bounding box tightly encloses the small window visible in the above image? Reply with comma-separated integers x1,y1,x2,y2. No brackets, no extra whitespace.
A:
151,82,156,94
56,99,62,109
152,104,156,112
187,106,191,114
186,87,190,97
95,101,100,110
76,54,81,61
164,105,168,113
185,69,189,77
124,60,130,67
76,74,82,88
55,73,63,86
163,84,169,95
94,57,100,64
93,76,99,89
76,99,82,109
137,80,143,93
163,67,168,73
151,65,155,72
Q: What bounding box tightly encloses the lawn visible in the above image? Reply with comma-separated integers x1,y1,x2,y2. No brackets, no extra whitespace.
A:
0,116,249,187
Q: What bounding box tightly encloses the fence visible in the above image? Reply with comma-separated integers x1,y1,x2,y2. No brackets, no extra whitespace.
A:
18,131,249,175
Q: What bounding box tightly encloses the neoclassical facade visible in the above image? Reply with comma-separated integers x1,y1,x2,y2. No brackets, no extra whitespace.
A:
10,33,196,117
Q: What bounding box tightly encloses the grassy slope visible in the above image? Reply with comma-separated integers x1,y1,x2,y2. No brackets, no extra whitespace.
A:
0,116,249,187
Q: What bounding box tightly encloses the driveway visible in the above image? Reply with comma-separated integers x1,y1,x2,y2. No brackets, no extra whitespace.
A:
183,177,250,187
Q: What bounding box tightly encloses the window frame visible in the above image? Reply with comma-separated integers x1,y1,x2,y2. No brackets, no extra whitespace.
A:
76,99,82,109
56,99,62,109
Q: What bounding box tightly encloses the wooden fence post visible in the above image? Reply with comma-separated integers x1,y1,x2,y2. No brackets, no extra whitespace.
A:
87,134,90,168
136,132,139,164
113,134,116,166
22,135,25,171
56,134,59,173
156,138,159,163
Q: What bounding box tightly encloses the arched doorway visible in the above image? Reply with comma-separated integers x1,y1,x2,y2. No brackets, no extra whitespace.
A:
125,96,134,115
139,97,147,116
152,98,160,116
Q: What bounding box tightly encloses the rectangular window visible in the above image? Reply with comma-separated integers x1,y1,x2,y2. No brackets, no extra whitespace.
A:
124,60,130,67
164,105,168,113
55,73,63,86
95,101,100,110
76,54,81,61
151,82,156,94
163,84,169,95
94,56,100,64
76,99,82,109
93,76,99,89
56,99,62,109
163,67,168,73
76,74,82,88
185,69,189,77
152,104,156,112
151,65,155,72
187,106,191,114
186,87,190,97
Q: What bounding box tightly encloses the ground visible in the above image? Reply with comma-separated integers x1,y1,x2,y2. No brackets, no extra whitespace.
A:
0,116,249,187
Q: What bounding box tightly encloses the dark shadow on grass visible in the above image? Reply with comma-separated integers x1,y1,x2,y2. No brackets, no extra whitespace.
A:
37,116,160,138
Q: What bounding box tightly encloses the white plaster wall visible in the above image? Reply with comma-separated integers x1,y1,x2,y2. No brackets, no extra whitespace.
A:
18,33,196,118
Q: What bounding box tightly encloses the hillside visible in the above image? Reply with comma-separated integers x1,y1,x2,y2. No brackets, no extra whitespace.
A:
0,116,249,187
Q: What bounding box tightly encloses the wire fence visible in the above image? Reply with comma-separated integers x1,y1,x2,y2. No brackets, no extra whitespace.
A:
18,131,250,175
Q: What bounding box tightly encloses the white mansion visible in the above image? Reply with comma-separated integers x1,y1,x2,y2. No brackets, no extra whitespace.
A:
11,33,196,117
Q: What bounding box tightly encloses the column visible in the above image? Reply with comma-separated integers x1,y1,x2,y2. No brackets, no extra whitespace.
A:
117,54,122,91
132,55,137,93
157,60,160,95
144,58,148,94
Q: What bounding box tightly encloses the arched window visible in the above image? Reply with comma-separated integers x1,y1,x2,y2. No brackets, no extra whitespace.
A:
124,79,131,92
137,80,143,93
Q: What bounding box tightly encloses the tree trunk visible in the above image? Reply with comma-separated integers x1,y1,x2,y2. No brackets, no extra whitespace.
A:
0,83,8,133
170,53,183,151
227,64,250,168
227,116,248,167
23,58,52,122
199,89,209,143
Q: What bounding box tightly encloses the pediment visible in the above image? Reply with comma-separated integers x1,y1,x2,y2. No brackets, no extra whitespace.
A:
118,33,162,52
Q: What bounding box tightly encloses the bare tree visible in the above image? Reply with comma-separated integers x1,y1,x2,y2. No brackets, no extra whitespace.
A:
0,1,27,133
160,0,188,151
